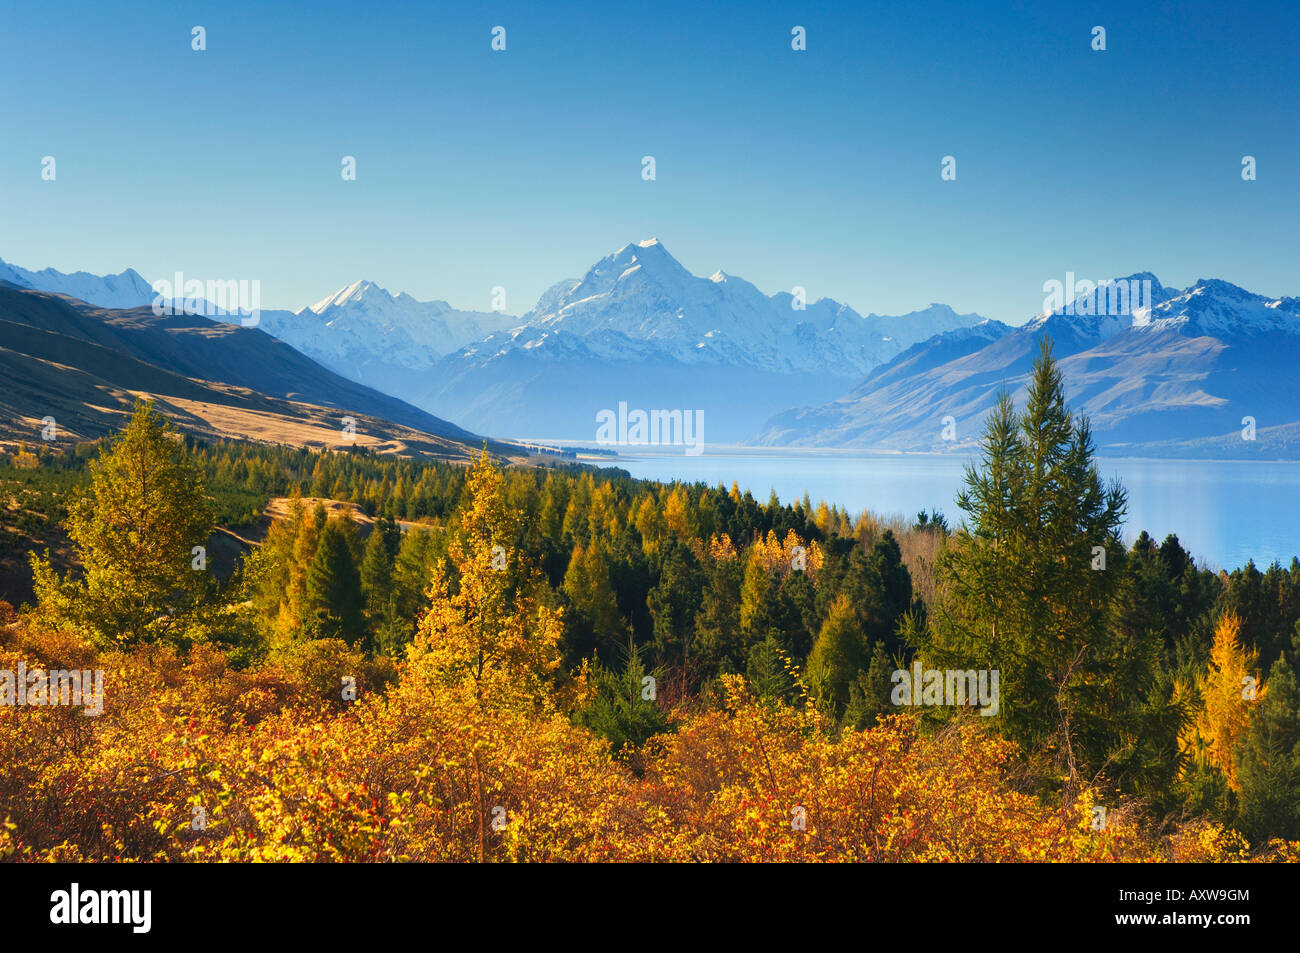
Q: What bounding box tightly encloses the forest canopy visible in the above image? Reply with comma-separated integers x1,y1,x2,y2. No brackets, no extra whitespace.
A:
2,347,1299,863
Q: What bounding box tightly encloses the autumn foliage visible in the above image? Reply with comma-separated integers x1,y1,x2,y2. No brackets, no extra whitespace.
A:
1,605,1294,863
4,396,1300,863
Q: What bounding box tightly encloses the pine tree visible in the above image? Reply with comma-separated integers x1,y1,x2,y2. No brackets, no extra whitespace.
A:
842,642,897,730
806,594,868,721
647,538,705,667
383,527,440,653
1235,648,1300,842
578,637,671,759
30,401,214,645
924,338,1167,792
360,517,400,653
838,529,913,657
745,631,798,704
693,553,745,675
303,519,365,645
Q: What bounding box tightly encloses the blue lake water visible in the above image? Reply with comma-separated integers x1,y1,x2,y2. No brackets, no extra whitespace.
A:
598,449,1300,572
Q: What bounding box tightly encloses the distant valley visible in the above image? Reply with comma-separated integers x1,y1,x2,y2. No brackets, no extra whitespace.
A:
3,251,1296,459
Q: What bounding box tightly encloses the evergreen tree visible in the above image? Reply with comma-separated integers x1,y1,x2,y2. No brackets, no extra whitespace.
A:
578,637,671,760
30,401,215,645
647,538,705,667
1235,646,1300,842
303,520,365,645
838,529,913,657
925,338,1171,793
776,568,818,663
694,553,745,675
745,630,798,704
383,527,441,653
360,517,401,653
842,642,897,730
806,594,870,721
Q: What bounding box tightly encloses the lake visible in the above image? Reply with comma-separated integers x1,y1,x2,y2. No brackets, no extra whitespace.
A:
597,449,1300,572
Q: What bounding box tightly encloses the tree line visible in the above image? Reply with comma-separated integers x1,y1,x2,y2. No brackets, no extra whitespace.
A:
10,340,1300,848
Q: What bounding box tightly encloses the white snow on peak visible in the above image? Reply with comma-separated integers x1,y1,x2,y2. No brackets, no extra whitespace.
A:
307,279,382,314
0,255,155,309
257,278,520,370
1139,279,1300,337
493,240,989,375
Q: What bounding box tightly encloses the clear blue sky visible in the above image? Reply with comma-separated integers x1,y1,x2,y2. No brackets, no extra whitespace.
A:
2,0,1296,322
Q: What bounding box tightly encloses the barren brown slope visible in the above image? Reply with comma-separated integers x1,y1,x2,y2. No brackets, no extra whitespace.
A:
0,282,523,460
0,282,513,449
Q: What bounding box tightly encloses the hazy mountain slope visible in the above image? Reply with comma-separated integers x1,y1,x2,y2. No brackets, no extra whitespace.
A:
416,240,988,440
0,256,154,309
0,284,482,444
753,276,1300,457
0,317,480,459
0,284,506,458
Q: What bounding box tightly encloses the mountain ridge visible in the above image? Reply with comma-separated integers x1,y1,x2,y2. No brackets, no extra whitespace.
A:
753,274,1300,457
2,243,992,442
0,283,509,460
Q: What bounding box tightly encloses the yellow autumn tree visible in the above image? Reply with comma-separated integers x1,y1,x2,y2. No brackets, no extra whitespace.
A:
1191,613,1262,790
709,532,738,561
405,451,565,714
747,528,824,580
664,486,695,541
633,494,666,554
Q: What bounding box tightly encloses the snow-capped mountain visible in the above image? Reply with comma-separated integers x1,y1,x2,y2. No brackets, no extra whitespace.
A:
415,240,987,440
0,242,991,443
249,280,518,394
754,275,1300,457
490,238,979,374
0,256,154,310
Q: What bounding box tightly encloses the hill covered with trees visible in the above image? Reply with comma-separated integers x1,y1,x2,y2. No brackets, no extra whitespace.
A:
2,344,1299,862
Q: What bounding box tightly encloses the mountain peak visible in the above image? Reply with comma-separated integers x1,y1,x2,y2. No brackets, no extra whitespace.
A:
307,280,393,314
0,256,154,309
608,237,677,266
563,239,694,303
1188,277,1252,299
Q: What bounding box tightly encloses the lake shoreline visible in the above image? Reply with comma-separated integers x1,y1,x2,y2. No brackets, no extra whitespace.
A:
562,449,1300,572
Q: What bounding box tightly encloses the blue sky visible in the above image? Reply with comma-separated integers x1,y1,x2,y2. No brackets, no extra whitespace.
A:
2,0,1297,322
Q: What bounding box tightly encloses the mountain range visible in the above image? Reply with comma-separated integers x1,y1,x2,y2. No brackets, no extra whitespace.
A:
0,279,506,461
249,281,518,400
3,250,1297,459
0,258,155,310
416,240,985,441
755,274,1300,458
1,244,985,443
